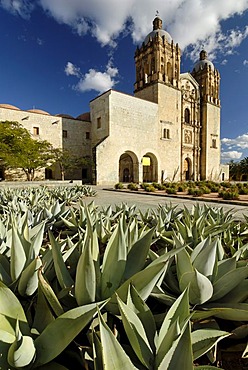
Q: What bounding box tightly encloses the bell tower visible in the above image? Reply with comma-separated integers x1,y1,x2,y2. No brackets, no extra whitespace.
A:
192,50,221,180
134,16,181,99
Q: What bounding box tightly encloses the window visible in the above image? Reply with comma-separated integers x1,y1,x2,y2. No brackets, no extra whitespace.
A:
82,168,88,178
97,117,101,129
63,130,68,138
33,127,39,135
86,131,90,139
163,128,170,139
185,108,190,124
212,138,217,148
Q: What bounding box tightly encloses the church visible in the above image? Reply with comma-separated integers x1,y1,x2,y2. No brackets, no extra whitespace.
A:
0,16,228,184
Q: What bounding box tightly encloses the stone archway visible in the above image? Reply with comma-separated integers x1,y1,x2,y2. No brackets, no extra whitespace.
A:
142,152,158,182
183,158,192,181
119,151,139,183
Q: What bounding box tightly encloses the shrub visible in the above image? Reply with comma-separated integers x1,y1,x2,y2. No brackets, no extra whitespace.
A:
152,182,166,190
114,182,124,189
199,185,211,194
220,181,232,188
239,187,248,195
220,189,240,200
188,187,204,196
144,184,156,192
127,182,139,191
166,187,177,194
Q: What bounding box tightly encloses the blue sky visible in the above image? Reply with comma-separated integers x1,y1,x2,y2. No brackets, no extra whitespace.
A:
0,0,248,162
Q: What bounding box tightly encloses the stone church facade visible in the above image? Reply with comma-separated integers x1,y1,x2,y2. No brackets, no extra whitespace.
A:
0,16,228,184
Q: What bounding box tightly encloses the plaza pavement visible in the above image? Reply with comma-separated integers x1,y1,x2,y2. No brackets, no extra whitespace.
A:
0,181,247,220
84,186,248,220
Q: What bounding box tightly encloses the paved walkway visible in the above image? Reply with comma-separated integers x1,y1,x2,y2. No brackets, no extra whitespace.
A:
0,181,247,220
83,186,248,220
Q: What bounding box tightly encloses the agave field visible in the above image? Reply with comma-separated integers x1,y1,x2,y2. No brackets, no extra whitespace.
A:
0,185,248,369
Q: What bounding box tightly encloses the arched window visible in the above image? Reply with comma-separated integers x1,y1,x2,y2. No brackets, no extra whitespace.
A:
185,108,190,124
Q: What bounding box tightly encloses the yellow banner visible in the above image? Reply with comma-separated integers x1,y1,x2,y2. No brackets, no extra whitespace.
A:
142,157,150,166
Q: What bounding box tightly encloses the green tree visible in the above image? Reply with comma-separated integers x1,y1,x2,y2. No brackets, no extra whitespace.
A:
51,148,92,181
0,121,54,181
240,156,248,180
228,160,242,181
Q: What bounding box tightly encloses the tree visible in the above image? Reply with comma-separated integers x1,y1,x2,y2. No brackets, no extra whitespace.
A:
0,121,54,181
240,157,248,180
228,160,242,181
50,148,92,181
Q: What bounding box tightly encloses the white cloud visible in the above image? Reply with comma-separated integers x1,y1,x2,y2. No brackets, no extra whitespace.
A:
243,59,248,66
65,62,81,77
2,0,248,59
222,133,248,149
0,0,33,18
65,60,118,94
221,59,228,65
76,64,118,94
221,151,243,160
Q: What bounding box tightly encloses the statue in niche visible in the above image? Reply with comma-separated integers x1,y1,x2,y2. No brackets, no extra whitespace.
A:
185,130,192,144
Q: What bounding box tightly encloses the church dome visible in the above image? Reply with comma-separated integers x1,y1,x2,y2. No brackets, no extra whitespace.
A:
0,103,20,110
193,50,215,72
144,16,172,45
27,109,50,115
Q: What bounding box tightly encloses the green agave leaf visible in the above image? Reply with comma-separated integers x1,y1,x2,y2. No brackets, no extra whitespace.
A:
75,240,96,306
92,329,103,370
128,284,156,353
28,221,46,262
0,281,30,335
179,269,213,305
157,288,189,350
220,279,248,303
211,266,248,301
0,256,11,285
117,295,154,368
176,248,194,282
0,328,15,344
49,230,74,289
193,303,248,321
10,226,26,281
34,302,100,367
124,227,155,280
191,238,210,263
98,308,138,370
38,269,64,317
32,285,55,334
101,218,127,299
215,257,236,281
8,320,36,368
155,320,180,368
157,321,193,370
192,329,230,360
192,238,217,278
18,256,42,296
107,248,181,315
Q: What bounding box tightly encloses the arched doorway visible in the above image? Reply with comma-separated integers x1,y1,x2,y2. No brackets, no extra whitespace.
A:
119,152,139,183
0,166,5,181
183,158,192,181
142,153,158,182
45,168,53,180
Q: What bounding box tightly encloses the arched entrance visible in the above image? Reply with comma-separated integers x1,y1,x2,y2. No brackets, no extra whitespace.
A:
0,166,5,181
142,153,158,182
183,158,192,181
119,151,139,183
